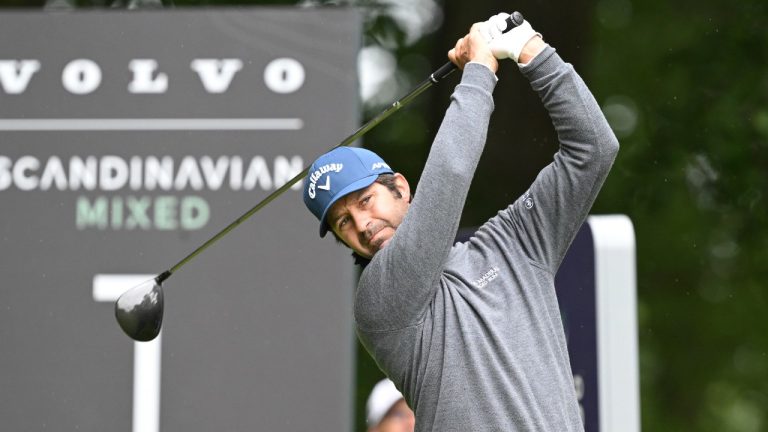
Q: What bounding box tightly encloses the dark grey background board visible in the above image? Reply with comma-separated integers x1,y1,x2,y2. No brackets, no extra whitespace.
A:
0,8,361,431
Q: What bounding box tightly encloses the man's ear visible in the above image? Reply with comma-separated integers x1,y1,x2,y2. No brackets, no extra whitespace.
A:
393,173,411,202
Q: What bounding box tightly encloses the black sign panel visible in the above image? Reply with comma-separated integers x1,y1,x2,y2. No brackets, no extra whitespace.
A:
556,224,599,431
0,9,360,431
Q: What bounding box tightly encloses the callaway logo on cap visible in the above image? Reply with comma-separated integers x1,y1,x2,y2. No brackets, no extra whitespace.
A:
302,147,393,237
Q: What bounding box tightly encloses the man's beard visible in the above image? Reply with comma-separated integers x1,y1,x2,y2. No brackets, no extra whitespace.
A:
365,222,394,253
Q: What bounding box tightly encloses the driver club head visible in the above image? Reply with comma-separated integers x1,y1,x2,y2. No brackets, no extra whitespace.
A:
114,277,164,342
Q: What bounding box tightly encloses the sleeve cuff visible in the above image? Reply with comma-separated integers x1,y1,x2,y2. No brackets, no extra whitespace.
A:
518,45,560,80
461,62,499,92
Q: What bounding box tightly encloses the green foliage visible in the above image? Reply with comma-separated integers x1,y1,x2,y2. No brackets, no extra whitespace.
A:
589,1,768,430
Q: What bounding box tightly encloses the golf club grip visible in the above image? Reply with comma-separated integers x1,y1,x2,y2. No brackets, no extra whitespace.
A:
429,11,524,83
505,11,525,32
431,61,457,82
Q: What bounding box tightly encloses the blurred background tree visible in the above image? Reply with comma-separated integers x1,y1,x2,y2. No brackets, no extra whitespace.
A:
588,1,768,431
1,0,765,430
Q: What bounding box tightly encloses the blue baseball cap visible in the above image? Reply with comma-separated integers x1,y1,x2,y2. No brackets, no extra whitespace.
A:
303,147,394,237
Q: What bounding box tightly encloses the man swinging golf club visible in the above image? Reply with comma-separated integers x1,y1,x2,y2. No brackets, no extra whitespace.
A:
303,12,618,431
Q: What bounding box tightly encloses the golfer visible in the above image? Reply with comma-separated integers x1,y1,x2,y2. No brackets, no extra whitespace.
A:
303,13,618,431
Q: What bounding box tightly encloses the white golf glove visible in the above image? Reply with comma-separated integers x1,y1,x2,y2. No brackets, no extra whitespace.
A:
483,12,541,63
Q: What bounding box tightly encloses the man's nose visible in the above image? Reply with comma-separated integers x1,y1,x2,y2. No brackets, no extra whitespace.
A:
352,211,372,235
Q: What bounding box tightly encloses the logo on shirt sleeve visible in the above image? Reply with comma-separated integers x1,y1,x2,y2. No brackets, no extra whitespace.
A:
521,190,534,210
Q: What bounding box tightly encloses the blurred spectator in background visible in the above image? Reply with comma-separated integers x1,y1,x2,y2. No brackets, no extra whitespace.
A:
366,378,415,432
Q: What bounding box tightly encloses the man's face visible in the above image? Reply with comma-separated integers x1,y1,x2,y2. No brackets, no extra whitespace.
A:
327,173,410,259
371,400,415,432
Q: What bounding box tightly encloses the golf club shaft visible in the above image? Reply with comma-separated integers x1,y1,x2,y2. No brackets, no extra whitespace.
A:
157,62,458,283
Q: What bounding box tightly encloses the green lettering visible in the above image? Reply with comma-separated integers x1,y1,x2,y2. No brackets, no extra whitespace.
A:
180,196,209,230
125,196,152,230
76,196,108,230
154,196,178,230
111,196,123,229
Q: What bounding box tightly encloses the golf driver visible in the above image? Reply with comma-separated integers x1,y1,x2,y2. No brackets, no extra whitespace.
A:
115,12,526,341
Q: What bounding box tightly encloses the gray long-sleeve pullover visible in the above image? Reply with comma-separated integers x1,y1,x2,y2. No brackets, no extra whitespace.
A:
355,46,619,431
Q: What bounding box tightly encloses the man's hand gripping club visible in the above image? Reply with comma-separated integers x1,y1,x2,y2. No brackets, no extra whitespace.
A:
448,12,545,71
448,22,499,73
